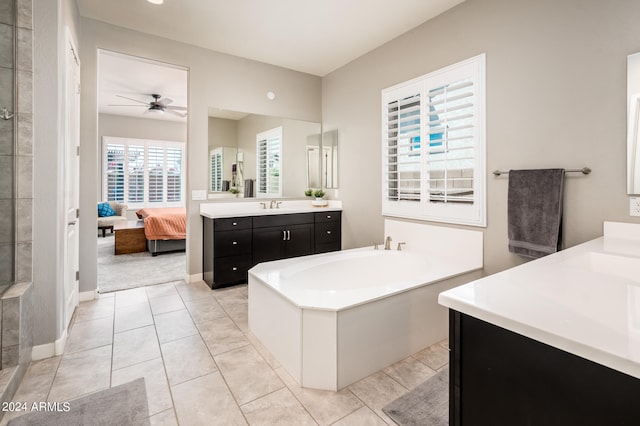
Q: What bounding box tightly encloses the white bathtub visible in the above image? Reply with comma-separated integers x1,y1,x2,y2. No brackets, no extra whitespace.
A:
248,220,483,391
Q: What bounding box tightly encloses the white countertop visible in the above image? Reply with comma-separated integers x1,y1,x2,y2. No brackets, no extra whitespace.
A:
438,221,640,379
200,200,342,219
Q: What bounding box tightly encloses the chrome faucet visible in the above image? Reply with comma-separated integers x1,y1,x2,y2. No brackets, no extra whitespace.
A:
397,242,406,251
270,200,277,209
384,236,392,250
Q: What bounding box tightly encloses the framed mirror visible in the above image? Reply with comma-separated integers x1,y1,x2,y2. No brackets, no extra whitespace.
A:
306,133,321,188
322,129,339,189
628,52,640,194
208,108,320,198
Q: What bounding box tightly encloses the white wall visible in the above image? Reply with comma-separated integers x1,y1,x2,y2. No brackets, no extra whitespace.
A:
78,18,322,292
323,0,640,275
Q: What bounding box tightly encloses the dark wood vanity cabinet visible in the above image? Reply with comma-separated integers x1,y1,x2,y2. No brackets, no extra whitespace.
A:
448,311,640,426
203,217,253,288
252,213,315,263
314,211,341,253
203,211,341,289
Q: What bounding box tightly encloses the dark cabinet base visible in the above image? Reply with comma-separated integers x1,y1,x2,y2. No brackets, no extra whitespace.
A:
203,211,341,290
449,311,640,426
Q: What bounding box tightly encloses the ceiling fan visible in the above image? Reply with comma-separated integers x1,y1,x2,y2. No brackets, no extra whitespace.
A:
110,94,188,118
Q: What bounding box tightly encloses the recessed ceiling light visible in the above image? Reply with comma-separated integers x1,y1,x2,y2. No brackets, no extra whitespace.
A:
147,0,163,4
266,91,276,100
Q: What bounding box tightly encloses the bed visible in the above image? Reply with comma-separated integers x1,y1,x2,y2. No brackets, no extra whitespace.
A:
136,207,187,256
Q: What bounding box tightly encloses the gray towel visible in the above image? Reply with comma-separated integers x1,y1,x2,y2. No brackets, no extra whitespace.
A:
508,169,565,259
243,179,254,198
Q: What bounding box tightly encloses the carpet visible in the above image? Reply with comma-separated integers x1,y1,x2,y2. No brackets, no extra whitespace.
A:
8,378,149,426
383,367,449,426
97,235,186,293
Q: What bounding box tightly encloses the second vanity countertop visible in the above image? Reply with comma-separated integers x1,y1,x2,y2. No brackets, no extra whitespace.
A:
439,221,640,380
200,200,342,219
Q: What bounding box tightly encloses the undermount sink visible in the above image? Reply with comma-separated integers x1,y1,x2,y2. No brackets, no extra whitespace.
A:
562,251,640,284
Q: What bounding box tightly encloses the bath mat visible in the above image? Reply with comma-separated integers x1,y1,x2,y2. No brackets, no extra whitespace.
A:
8,378,149,426
383,367,449,425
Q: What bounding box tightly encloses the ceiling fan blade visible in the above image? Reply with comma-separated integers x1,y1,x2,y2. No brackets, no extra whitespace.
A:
166,105,188,111
108,104,149,107
156,97,174,106
115,94,150,105
166,109,187,118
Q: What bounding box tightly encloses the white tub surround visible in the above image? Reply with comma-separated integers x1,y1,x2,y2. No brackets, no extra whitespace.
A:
439,221,640,380
249,219,483,391
200,199,342,219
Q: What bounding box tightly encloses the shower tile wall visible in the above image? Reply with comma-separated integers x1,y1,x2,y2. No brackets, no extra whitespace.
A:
0,0,33,380
0,0,32,287
0,0,15,288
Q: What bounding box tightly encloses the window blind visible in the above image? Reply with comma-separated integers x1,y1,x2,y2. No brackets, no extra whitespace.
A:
381,54,486,227
210,149,223,192
102,137,185,208
256,127,282,197
148,146,164,203
105,143,125,202
386,93,422,202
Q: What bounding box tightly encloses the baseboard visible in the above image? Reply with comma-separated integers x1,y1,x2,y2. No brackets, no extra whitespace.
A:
187,273,203,284
79,289,98,302
31,329,68,361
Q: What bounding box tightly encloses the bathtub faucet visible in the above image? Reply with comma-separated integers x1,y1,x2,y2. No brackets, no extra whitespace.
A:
384,236,392,250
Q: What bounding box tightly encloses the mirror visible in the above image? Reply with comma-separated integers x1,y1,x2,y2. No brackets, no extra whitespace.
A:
208,109,320,198
306,133,321,188
322,129,339,189
628,52,640,194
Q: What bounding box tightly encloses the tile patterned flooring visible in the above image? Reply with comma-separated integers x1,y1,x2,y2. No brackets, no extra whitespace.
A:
1,281,450,425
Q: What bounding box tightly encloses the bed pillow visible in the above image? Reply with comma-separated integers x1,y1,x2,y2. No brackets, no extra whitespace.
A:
98,202,116,217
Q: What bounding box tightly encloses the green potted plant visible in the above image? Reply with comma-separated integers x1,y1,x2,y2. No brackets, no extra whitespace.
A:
229,187,240,197
313,189,325,199
304,188,314,197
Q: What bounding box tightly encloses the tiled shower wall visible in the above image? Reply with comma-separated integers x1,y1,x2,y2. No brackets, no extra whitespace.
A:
0,0,33,381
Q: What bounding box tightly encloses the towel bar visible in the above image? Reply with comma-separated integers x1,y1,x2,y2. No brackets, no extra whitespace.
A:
492,167,591,176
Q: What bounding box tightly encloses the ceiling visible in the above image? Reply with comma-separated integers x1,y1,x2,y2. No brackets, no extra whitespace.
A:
98,50,188,122
79,0,464,77
87,0,464,122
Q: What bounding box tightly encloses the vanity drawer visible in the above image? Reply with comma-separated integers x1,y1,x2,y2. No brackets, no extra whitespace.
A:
214,217,253,231
314,211,341,223
214,254,252,286
253,213,314,228
214,229,252,256
315,222,341,245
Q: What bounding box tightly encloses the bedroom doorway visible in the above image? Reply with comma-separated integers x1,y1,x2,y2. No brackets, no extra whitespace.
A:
96,50,188,293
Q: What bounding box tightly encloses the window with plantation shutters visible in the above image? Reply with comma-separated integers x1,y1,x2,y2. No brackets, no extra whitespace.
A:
256,127,282,197
102,136,185,208
382,54,486,227
210,149,223,192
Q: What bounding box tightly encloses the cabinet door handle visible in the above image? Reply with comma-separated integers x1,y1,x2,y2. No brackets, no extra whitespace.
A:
327,215,331,219
232,267,238,271
283,230,287,241
232,241,238,245
326,230,332,234
232,222,238,226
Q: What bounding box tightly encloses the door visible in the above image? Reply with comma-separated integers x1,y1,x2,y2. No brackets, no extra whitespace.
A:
63,29,80,330
252,226,285,264
284,223,314,258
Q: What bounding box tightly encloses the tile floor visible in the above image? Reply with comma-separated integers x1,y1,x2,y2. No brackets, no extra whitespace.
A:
1,281,450,425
